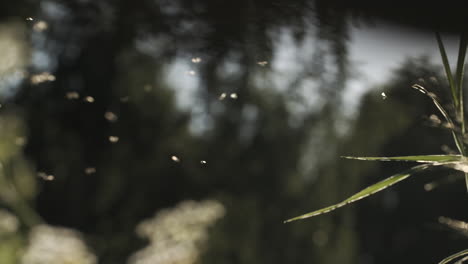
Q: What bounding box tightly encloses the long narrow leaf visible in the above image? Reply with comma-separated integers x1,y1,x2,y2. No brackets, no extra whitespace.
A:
412,84,466,155
284,165,429,223
464,173,468,192
455,33,468,192
438,249,468,264
436,32,458,107
342,154,463,163
455,32,468,134
438,216,468,237
455,33,468,106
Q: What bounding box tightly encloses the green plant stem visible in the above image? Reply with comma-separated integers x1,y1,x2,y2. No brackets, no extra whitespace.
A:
436,32,458,108
456,33,467,134
412,84,465,156
435,33,468,191
438,249,468,264
454,33,468,191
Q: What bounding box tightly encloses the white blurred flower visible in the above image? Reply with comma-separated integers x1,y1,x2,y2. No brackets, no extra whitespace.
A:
128,200,225,264
21,225,97,264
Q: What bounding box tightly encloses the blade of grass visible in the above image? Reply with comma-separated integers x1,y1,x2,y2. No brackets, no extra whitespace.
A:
455,33,468,130
455,34,468,92
438,216,468,237
438,249,468,264
436,32,458,108
465,172,468,192
284,165,430,223
412,84,466,155
342,154,463,163
454,33,468,191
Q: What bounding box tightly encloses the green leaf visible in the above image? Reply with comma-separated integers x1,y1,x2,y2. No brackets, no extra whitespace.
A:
438,249,468,264
455,33,468,192
455,34,467,100
436,32,458,107
342,155,463,163
455,33,467,105
412,84,466,156
465,173,468,192
284,165,429,223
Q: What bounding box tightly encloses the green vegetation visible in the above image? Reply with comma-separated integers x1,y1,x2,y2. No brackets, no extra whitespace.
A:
285,33,468,263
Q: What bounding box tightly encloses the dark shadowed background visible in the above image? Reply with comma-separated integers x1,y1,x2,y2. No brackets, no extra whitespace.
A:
0,1,466,263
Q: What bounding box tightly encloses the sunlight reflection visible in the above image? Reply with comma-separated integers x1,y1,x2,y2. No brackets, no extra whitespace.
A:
218,93,227,100
166,60,200,112
84,167,96,175
191,57,202,63
30,72,55,84
186,70,196,76
84,96,95,103
37,172,54,181
32,21,48,32
104,111,118,122
171,155,180,162
381,92,387,100
65,91,80,100
108,136,119,143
